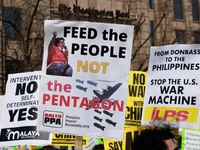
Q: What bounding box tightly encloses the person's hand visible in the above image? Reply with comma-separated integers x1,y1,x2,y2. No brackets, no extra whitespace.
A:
53,31,57,37
65,48,69,54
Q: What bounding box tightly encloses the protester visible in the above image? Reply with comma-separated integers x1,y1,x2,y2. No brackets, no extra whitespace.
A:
92,144,105,150
38,145,59,150
46,31,73,76
131,127,178,150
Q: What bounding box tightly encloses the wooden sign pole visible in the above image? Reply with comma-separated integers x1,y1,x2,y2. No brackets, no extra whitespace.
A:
68,146,72,150
75,136,83,150
19,145,26,150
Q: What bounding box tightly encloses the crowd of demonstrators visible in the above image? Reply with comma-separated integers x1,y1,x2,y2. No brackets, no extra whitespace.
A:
92,144,104,150
38,144,105,150
38,145,59,150
131,125,179,150
47,31,73,77
37,124,179,150
91,127,179,150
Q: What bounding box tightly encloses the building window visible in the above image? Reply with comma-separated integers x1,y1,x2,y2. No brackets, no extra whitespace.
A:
173,0,183,19
192,0,199,21
149,0,153,9
2,7,21,40
150,21,155,46
194,31,200,43
175,30,184,44
5,59,24,81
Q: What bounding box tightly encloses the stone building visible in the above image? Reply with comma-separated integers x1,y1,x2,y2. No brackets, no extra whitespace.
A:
0,0,199,94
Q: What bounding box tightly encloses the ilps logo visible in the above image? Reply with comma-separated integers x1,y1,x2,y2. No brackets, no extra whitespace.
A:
144,107,198,124
43,110,63,128
151,107,188,121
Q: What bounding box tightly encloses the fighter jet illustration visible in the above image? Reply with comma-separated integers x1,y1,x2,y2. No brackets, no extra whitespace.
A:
86,83,122,110
93,83,122,103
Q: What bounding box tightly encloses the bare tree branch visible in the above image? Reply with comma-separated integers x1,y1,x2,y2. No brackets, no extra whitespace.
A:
26,0,41,57
131,14,166,62
132,13,145,44
138,56,149,71
0,19,24,42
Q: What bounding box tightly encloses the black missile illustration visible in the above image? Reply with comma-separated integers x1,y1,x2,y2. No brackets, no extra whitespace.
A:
94,116,103,122
106,119,117,127
76,85,87,92
87,80,97,86
94,123,105,131
103,110,113,117
76,79,84,84
94,109,102,114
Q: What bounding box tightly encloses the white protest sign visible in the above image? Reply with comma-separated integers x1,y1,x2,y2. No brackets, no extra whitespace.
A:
182,128,200,150
0,71,52,146
37,21,134,140
141,44,200,129
82,138,100,150
0,147,13,150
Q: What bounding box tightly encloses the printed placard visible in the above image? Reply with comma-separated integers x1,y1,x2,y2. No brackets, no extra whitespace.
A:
52,134,88,146
125,71,147,127
104,126,139,150
181,128,200,150
37,21,134,140
141,44,200,129
0,71,52,147
82,138,102,150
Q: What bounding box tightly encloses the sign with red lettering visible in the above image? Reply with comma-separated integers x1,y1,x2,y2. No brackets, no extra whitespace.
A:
0,71,52,147
141,44,200,129
37,21,134,140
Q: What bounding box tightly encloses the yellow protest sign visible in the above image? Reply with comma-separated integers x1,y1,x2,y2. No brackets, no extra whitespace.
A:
125,71,147,127
104,126,178,150
29,146,38,150
52,134,88,146
104,126,139,150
